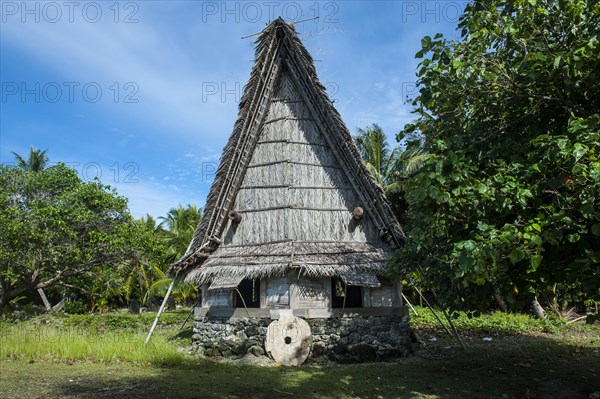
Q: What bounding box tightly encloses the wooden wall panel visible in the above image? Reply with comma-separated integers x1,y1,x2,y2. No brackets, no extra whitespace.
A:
263,277,290,308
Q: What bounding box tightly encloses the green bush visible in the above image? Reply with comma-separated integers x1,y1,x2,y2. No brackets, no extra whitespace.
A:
60,310,188,330
63,300,89,315
410,307,564,334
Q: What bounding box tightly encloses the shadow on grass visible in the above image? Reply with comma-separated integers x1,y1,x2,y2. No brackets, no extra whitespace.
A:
17,334,600,399
168,328,194,341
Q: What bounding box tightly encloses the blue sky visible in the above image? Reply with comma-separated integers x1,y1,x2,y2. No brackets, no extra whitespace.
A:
1,1,464,218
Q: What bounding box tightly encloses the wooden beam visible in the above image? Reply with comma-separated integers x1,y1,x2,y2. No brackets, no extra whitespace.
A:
37,288,52,311
145,280,175,345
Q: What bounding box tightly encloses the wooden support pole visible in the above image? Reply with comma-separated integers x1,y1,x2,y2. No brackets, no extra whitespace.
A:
342,283,348,313
37,288,52,311
413,266,467,350
179,302,200,331
440,306,467,350
401,292,419,316
145,280,175,345
235,288,251,318
407,279,452,337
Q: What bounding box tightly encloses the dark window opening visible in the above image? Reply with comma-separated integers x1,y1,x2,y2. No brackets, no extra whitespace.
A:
331,278,363,308
235,279,260,308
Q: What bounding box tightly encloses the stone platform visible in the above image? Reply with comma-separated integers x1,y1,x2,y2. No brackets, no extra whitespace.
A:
191,311,412,363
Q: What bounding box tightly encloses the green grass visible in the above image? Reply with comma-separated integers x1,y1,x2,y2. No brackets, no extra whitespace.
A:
0,310,599,398
1,333,599,398
0,310,193,366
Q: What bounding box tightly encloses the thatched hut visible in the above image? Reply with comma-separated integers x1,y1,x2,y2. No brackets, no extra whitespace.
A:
171,18,411,362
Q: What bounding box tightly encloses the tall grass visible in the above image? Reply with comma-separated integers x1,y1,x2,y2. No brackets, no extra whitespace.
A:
0,313,192,366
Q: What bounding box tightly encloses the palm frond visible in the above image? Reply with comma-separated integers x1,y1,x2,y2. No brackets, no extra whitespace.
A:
144,278,198,304
354,124,402,187
405,153,434,176
12,147,49,172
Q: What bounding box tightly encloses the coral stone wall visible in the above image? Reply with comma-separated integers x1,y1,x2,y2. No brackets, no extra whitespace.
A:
192,314,412,363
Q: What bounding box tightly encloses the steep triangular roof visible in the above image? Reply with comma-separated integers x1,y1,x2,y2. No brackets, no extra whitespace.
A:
171,19,405,283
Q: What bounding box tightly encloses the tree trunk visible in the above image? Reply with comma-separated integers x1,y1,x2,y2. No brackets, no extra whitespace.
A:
493,292,508,312
0,283,34,315
532,296,546,318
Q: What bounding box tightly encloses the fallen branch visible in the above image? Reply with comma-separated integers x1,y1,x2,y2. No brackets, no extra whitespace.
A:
273,388,294,396
566,314,591,324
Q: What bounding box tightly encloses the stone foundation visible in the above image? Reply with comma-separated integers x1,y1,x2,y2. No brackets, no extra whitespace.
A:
192,313,412,363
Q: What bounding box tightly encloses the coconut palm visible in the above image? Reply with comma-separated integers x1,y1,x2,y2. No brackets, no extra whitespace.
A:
141,205,202,306
159,204,202,263
354,125,432,193
12,147,49,172
144,277,198,306
121,258,166,304
117,215,169,307
354,124,402,192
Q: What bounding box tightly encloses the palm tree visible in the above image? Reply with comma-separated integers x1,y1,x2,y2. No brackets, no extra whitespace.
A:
354,124,402,192
143,205,202,306
117,215,170,308
354,125,432,191
354,125,432,226
144,277,198,306
398,145,432,178
121,258,167,305
159,204,202,263
12,147,49,172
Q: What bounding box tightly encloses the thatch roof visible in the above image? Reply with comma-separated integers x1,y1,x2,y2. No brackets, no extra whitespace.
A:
170,18,405,285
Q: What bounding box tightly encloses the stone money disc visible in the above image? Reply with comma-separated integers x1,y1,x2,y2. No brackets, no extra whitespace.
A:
264,316,312,366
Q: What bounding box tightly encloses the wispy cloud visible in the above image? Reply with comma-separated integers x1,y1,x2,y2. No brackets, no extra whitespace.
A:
2,2,459,216
1,5,249,141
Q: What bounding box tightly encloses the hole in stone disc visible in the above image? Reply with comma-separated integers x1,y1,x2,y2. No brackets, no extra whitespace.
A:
284,336,292,344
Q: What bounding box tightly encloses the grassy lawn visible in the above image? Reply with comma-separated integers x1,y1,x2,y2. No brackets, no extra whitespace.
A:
0,310,598,399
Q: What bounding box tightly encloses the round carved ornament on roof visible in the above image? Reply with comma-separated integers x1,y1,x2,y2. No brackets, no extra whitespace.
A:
353,207,364,220
228,210,242,223
264,316,312,366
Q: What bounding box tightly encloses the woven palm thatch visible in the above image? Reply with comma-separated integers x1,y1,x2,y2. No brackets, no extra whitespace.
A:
169,18,405,285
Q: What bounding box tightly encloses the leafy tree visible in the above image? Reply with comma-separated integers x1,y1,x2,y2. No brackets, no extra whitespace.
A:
66,214,173,312
0,162,134,314
393,0,600,313
12,147,49,172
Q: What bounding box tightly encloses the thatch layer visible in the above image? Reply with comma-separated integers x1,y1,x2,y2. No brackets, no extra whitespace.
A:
186,240,390,284
170,18,405,284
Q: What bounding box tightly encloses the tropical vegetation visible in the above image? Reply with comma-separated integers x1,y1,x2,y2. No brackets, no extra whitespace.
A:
0,148,200,315
386,0,600,317
2,1,598,323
